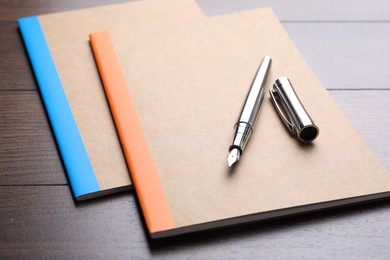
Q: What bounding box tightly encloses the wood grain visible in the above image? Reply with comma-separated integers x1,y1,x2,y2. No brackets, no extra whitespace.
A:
284,23,390,90
1,186,390,259
0,187,146,259
197,0,390,21
0,0,132,21
0,21,36,90
0,92,67,185
330,90,390,169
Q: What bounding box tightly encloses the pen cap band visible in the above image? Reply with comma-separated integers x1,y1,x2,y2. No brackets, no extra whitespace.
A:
272,77,319,142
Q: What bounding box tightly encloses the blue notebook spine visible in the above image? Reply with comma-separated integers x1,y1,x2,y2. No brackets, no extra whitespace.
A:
18,16,100,200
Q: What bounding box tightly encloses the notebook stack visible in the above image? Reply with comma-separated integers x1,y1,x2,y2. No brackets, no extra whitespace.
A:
18,0,390,238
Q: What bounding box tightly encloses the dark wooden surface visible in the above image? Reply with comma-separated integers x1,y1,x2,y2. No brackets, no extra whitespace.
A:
1,0,390,259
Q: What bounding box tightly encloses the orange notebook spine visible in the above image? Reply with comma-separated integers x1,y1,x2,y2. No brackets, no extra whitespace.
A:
89,31,175,234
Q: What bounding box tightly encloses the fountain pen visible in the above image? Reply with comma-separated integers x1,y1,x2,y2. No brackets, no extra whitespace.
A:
227,56,272,167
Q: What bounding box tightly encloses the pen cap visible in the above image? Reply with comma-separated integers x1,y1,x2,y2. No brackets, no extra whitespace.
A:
271,77,319,142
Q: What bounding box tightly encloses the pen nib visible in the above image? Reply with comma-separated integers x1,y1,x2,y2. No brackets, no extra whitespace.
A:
227,148,240,167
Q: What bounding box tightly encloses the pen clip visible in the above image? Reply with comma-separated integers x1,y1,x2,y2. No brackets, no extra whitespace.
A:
269,88,295,134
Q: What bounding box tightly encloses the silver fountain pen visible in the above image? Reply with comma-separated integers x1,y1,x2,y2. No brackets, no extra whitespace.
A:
227,56,272,167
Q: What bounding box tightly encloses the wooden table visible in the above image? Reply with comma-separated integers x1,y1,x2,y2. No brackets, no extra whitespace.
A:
1,0,390,258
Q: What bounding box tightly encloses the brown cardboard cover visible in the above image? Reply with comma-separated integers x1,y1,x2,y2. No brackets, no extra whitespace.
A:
105,8,390,230
37,0,204,192
39,0,390,234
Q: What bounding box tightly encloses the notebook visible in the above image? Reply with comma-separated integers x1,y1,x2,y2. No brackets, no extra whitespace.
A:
90,8,390,238
17,0,204,200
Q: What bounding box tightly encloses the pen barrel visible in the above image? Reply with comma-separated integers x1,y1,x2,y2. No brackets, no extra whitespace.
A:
238,56,271,128
274,77,319,142
229,56,271,154
229,122,252,152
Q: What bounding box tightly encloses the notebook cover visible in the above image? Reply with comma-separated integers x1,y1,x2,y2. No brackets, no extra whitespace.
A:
90,8,390,238
18,16,100,199
90,31,175,231
18,0,204,200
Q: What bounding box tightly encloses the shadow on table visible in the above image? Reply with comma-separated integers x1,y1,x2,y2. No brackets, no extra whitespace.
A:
144,198,390,253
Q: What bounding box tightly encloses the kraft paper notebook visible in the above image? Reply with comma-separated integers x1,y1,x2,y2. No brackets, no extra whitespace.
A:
17,0,204,200
90,8,390,238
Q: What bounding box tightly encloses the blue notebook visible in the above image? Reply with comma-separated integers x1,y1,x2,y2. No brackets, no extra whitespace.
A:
18,11,132,201
17,0,203,200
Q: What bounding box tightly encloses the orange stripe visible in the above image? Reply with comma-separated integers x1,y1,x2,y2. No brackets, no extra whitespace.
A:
89,31,175,233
